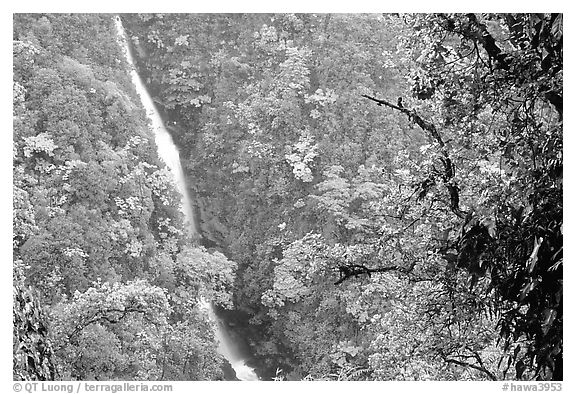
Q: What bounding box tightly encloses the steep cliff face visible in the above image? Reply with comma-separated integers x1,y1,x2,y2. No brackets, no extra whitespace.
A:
13,266,56,381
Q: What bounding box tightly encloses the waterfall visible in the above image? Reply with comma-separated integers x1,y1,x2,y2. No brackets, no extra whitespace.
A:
113,17,196,236
114,16,258,381
199,301,260,381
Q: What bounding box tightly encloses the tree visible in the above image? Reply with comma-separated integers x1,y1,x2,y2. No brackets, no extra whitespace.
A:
123,13,536,380
17,13,560,381
13,14,228,381
362,13,562,380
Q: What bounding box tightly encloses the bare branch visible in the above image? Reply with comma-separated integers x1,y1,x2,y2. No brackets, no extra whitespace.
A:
334,261,417,285
443,356,498,381
362,94,467,219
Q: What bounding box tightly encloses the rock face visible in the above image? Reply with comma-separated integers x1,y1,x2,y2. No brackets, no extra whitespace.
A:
13,272,56,381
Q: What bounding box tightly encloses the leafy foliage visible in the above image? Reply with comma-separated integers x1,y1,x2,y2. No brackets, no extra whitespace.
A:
396,13,563,380
14,13,562,382
13,14,232,381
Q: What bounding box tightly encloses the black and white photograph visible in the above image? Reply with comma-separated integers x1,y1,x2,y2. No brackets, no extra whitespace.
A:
12,10,563,386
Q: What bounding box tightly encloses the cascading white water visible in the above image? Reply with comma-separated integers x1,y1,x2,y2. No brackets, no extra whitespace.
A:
113,17,196,236
114,16,258,381
198,300,260,381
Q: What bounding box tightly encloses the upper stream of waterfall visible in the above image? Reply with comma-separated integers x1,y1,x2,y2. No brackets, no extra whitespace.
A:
114,16,258,381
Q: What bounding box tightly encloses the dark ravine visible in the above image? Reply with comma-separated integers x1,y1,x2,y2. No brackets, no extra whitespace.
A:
114,16,259,381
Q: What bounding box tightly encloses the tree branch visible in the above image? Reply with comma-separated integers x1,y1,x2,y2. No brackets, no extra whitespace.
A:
334,261,417,285
443,356,498,381
362,94,467,219
464,13,511,71
61,306,150,350
459,14,562,119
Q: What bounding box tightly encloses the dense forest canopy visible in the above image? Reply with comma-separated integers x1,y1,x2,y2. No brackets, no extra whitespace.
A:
13,13,562,381
13,14,233,380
